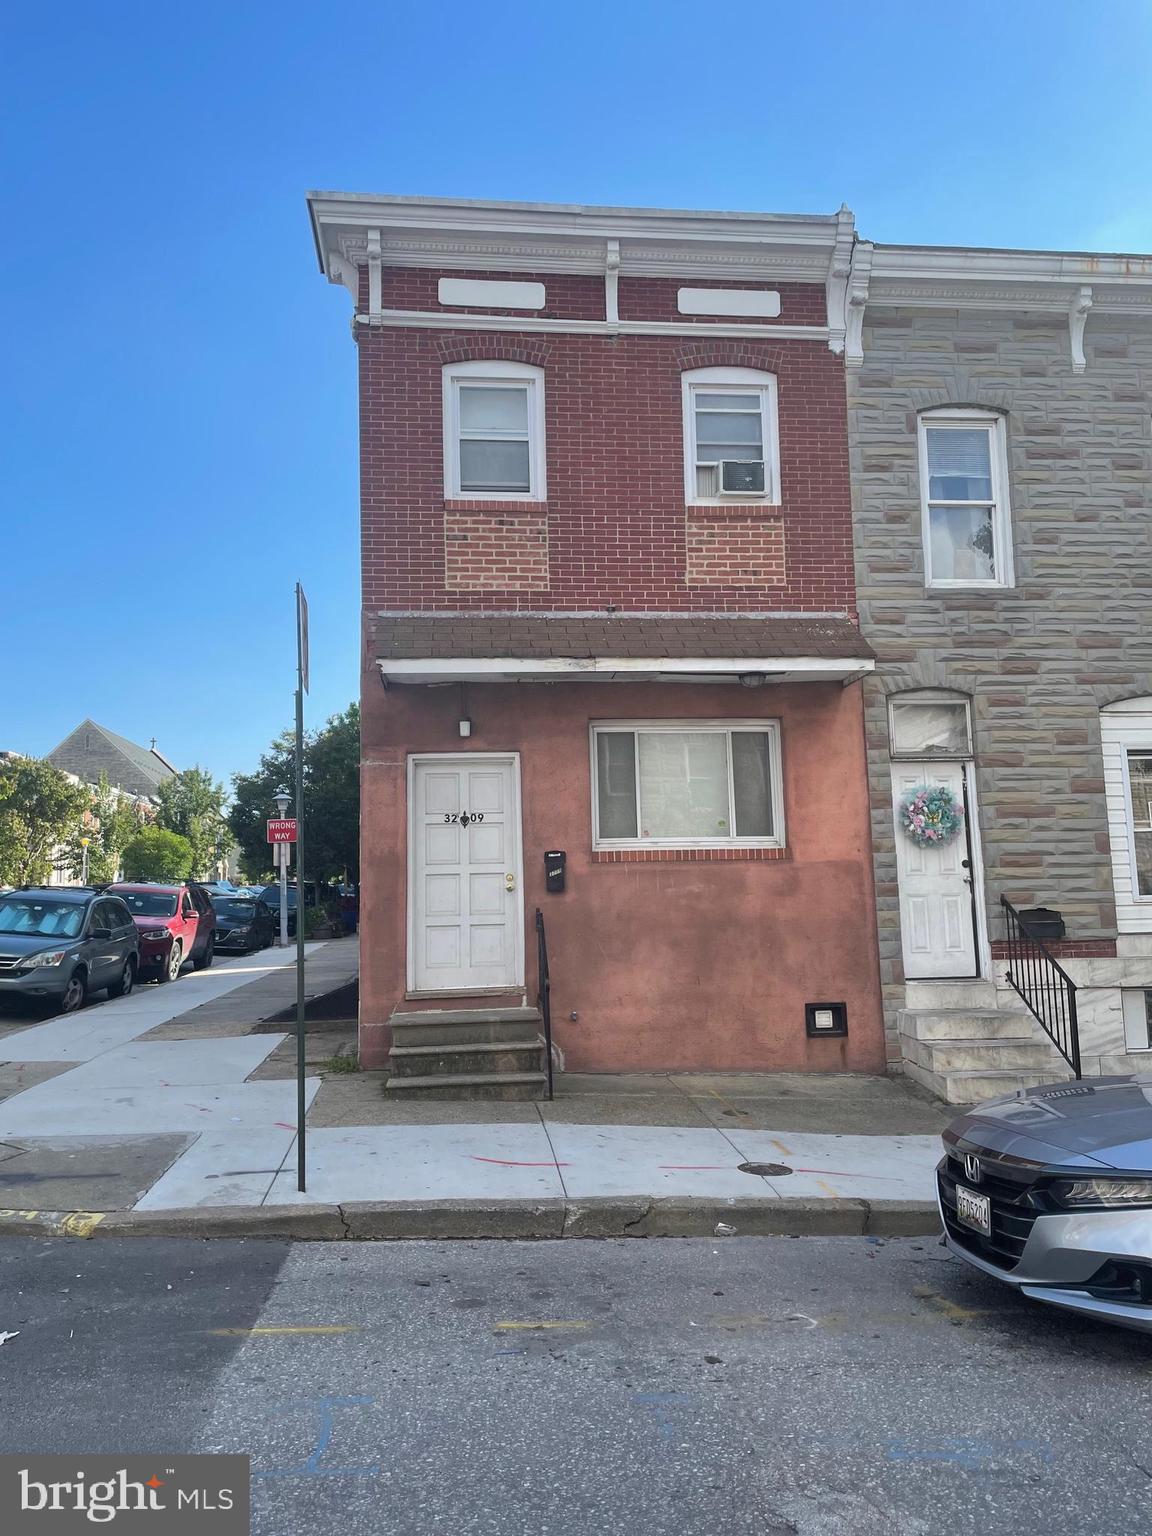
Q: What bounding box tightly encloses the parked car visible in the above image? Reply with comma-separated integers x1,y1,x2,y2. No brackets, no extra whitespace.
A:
938,1078,1152,1334
108,881,216,983
0,886,139,1014
257,884,297,938
212,895,275,954
196,880,238,896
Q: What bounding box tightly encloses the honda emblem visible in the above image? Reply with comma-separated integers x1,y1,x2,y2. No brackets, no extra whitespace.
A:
963,1153,982,1184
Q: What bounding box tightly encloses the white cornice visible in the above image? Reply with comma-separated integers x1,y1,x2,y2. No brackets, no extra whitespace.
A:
354,310,830,343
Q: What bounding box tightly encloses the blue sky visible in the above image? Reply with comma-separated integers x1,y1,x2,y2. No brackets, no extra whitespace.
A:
4,1,1151,787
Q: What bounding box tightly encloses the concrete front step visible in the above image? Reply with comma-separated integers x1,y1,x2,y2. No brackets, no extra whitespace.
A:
389,1041,545,1078
903,1057,1070,1106
904,979,998,1011
898,1008,1035,1043
390,1007,542,1048
902,1035,1066,1074
384,1071,549,1101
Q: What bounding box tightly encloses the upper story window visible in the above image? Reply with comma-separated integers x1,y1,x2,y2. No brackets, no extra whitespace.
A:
917,409,1014,589
1128,750,1152,898
682,367,780,505
442,360,546,501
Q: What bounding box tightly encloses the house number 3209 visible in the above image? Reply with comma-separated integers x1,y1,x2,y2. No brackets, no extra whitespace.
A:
444,811,484,824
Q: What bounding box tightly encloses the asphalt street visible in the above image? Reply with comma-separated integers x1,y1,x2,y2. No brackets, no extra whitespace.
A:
2,1235,1150,1535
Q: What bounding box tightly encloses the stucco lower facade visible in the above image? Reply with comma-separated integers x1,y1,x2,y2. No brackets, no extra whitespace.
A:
849,299,1152,1074
359,670,887,1076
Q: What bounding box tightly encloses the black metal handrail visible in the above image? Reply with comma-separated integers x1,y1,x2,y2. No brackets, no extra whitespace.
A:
1000,896,1081,1078
535,907,554,1100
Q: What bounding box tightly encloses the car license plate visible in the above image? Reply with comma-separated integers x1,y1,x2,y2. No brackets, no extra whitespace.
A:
955,1184,991,1236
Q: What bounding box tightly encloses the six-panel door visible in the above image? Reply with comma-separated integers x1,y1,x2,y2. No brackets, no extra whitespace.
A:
410,756,522,993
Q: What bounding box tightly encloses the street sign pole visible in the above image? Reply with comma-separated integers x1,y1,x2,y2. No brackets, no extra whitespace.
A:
295,582,309,1193
278,842,288,948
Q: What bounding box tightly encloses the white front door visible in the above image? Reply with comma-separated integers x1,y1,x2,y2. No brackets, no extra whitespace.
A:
409,755,523,994
891,762,979,979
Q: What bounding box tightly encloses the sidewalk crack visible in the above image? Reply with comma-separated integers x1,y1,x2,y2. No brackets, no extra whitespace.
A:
535,1106,569,1199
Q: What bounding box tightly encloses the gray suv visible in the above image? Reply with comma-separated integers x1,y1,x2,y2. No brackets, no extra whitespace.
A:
0,887,140,1015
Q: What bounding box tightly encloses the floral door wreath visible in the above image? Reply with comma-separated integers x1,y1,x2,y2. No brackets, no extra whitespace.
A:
900,785,965,847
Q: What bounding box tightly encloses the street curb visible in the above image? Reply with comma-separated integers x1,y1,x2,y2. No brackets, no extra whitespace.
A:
0,1198,941,1241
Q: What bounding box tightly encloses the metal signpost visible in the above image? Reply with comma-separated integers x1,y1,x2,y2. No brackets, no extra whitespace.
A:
294,583,309,1192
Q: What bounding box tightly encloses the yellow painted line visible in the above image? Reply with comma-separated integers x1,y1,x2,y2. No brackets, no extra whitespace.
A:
207,1325,361,1336
769,1139,792,1157
493,1320,592,1332
0,1209,105,1238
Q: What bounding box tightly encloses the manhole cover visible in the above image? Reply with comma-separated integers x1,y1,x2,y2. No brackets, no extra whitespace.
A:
737,1161,792,1177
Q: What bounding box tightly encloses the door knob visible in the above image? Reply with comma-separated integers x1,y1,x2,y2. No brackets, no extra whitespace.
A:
505,873,516,891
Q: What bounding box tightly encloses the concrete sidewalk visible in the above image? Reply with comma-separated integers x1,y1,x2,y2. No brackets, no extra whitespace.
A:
0,944,953,1239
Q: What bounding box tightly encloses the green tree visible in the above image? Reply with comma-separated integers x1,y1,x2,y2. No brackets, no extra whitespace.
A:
155,767,229,879
229,704,359,884
61,772,141,884
0,758,91,886
121,826,194,882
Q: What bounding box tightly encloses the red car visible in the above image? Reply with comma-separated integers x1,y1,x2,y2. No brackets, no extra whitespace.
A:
108,882,216,984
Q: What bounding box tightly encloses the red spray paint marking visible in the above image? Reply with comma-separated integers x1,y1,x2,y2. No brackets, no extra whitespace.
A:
469,1156,571,1168
274,1122,297,1131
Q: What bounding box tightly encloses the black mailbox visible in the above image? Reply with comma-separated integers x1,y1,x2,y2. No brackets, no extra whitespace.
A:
544,850,566,893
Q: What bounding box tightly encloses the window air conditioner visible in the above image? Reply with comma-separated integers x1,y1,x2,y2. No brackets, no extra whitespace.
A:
720,459,766,494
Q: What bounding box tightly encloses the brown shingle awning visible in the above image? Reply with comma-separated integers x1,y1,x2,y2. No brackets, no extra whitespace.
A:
375,613,873,685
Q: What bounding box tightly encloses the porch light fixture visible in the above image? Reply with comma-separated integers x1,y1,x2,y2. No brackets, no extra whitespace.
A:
738,673,768,688
805,1002,848,1038
459,718,472,738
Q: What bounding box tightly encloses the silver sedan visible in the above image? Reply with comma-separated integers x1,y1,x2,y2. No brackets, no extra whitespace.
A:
939,1078,1152,1333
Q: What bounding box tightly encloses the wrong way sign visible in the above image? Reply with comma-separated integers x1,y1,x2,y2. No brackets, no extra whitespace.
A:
267,818,298,844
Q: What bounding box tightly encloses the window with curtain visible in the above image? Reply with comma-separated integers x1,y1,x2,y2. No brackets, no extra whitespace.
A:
917,411,1013,588
592,722,783,847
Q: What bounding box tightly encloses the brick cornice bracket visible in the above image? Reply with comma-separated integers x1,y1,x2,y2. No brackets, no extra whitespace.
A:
825,204,856,356
366,228,383,317
1069,285,1092,374
434,335,551,366
844,242,874,368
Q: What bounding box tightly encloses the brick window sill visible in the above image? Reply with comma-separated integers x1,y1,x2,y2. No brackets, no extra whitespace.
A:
592,846,790,864
686,503,784,521
444,499,548,514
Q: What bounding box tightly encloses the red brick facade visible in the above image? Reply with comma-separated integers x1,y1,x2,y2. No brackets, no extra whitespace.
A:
309,193,885,1078
357,302,856,615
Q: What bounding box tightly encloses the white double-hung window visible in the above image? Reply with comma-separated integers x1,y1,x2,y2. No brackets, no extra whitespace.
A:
443,360,546,499
917,409,1013,588
682,367,780,503
592,720,784,849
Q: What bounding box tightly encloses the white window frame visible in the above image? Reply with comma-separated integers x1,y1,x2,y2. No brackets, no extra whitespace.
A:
681,367,780,507
917,408,1014,590
442,359,546,501
887,691,973,760
1123,746,1152,905
589,719,785,851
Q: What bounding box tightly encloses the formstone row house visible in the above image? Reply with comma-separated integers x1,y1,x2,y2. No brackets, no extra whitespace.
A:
307,191,1152,1101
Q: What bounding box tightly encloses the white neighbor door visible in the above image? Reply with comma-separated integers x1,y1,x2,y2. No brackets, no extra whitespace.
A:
410,755,523,993
891,762,979,979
